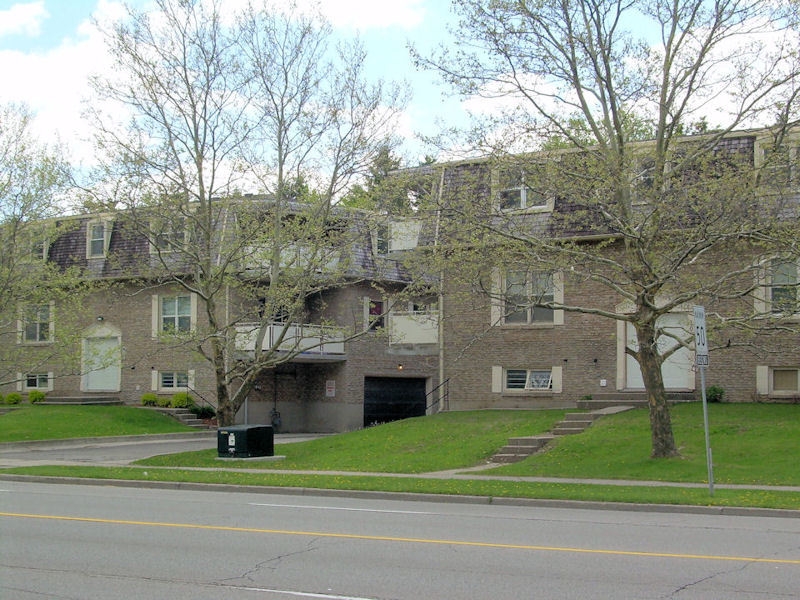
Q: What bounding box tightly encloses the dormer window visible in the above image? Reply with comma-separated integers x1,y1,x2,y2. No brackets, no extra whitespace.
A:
151,217,187,253
497,166,550,211
87,220,112,258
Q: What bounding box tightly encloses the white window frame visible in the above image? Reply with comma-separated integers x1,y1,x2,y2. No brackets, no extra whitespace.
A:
755,136,800,190
492,365,563,393
18,302,54,344
491,269,564,326
151,369,195,392
754,258,799,320
373,222,389,256
494,166,554,213
87,219,112,258
149,217,187,254
756,366,800,397
18,372,53,392
151,293,197,338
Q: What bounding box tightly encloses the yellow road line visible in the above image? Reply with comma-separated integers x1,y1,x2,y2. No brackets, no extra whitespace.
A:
2,511,799,565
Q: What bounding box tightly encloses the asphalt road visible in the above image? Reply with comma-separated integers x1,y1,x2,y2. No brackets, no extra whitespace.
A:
2,480,799,599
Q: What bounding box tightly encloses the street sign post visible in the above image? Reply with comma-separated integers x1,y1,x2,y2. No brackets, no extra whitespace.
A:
693,306,714,496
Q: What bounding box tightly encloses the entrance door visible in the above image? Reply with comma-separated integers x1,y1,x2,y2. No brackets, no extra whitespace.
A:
624,313,694,390
83,336,121,391
363,377,426,427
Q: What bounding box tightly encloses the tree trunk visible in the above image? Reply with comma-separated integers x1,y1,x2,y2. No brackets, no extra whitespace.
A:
634,322,679,458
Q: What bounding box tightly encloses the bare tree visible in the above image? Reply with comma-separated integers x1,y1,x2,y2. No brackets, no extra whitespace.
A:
86,0,408,425
414,0,800,457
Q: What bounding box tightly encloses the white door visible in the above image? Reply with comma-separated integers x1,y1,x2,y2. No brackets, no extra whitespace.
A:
83,336,121,391
625,313,694,390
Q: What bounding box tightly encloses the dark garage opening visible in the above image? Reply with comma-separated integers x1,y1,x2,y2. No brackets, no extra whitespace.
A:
363,377,427,427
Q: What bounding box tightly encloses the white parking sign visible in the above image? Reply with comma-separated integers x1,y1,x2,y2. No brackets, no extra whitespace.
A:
693,306,709,367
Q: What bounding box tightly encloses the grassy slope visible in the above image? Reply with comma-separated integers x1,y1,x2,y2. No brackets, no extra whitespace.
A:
487,403,800,485
0,405,194,441
141,409,568,473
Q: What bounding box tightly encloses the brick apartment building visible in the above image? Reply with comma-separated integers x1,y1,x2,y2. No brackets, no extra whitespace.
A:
4,200,441,432
394,129,799,410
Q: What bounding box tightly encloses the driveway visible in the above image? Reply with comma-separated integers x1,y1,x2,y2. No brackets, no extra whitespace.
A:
0,432,323,468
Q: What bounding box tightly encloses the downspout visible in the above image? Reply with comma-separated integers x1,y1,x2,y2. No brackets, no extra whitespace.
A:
435,167,446,412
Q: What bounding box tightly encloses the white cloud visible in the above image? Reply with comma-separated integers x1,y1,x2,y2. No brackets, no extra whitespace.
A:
0,1,49,37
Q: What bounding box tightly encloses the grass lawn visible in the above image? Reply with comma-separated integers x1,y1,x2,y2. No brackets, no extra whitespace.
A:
0,405,194,442
486,403,800,486
140,409,568,473
2,403,799,510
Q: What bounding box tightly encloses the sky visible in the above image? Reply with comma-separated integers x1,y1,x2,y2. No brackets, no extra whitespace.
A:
0,0,465,169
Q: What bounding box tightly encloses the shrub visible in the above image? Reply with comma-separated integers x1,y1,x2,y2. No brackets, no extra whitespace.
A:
170,392,195,409
706,385,725,403
156,395,172,408
141,393,159,407
28,390,46,404
190,405,216,419
4,392,22,405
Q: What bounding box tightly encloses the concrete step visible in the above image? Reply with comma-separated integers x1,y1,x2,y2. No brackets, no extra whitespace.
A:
490,453,531,463
489,435,554,463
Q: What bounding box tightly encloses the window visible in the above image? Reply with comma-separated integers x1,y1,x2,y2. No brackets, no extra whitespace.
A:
760,142,800,188
24,373,51,390
21,304,52,343
161,295,192,333
152,369,194,392
87,220,111,258
772,369,799,393
161,371,189,389
365,298,384,330
152,293,196,337
770,260,798,314
497,167,549,211
505,270,554,324
151,218,186,252
505,369,553,391
374,223,389,255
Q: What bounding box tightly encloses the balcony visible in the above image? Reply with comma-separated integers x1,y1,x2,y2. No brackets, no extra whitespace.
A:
235,322,346,362
388,310,439,346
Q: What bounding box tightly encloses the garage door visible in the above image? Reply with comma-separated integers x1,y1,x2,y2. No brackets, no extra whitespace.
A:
363,377,427,427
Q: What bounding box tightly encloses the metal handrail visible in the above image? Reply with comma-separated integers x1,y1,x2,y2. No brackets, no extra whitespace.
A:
426,378,450,412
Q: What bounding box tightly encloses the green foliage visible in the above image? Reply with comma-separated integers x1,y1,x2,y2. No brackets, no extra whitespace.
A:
27,390,46,404
190,405,215,419
169,392,195,409
4,392,22,405
706,385,725,403
156,395,172,408
140,393,159,406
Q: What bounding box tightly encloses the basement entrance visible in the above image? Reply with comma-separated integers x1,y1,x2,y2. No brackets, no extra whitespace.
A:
363,377,426,427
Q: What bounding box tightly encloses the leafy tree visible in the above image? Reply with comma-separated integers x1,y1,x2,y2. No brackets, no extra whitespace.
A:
415,0,800,457
86,0,408,425
0,103,84,388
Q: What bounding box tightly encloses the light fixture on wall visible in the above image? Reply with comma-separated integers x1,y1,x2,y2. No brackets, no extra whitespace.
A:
96,316,104,322
397,364,404,371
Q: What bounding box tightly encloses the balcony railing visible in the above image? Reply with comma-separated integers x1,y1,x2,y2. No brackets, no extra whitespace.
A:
235,322,346,360
388,310,439,345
